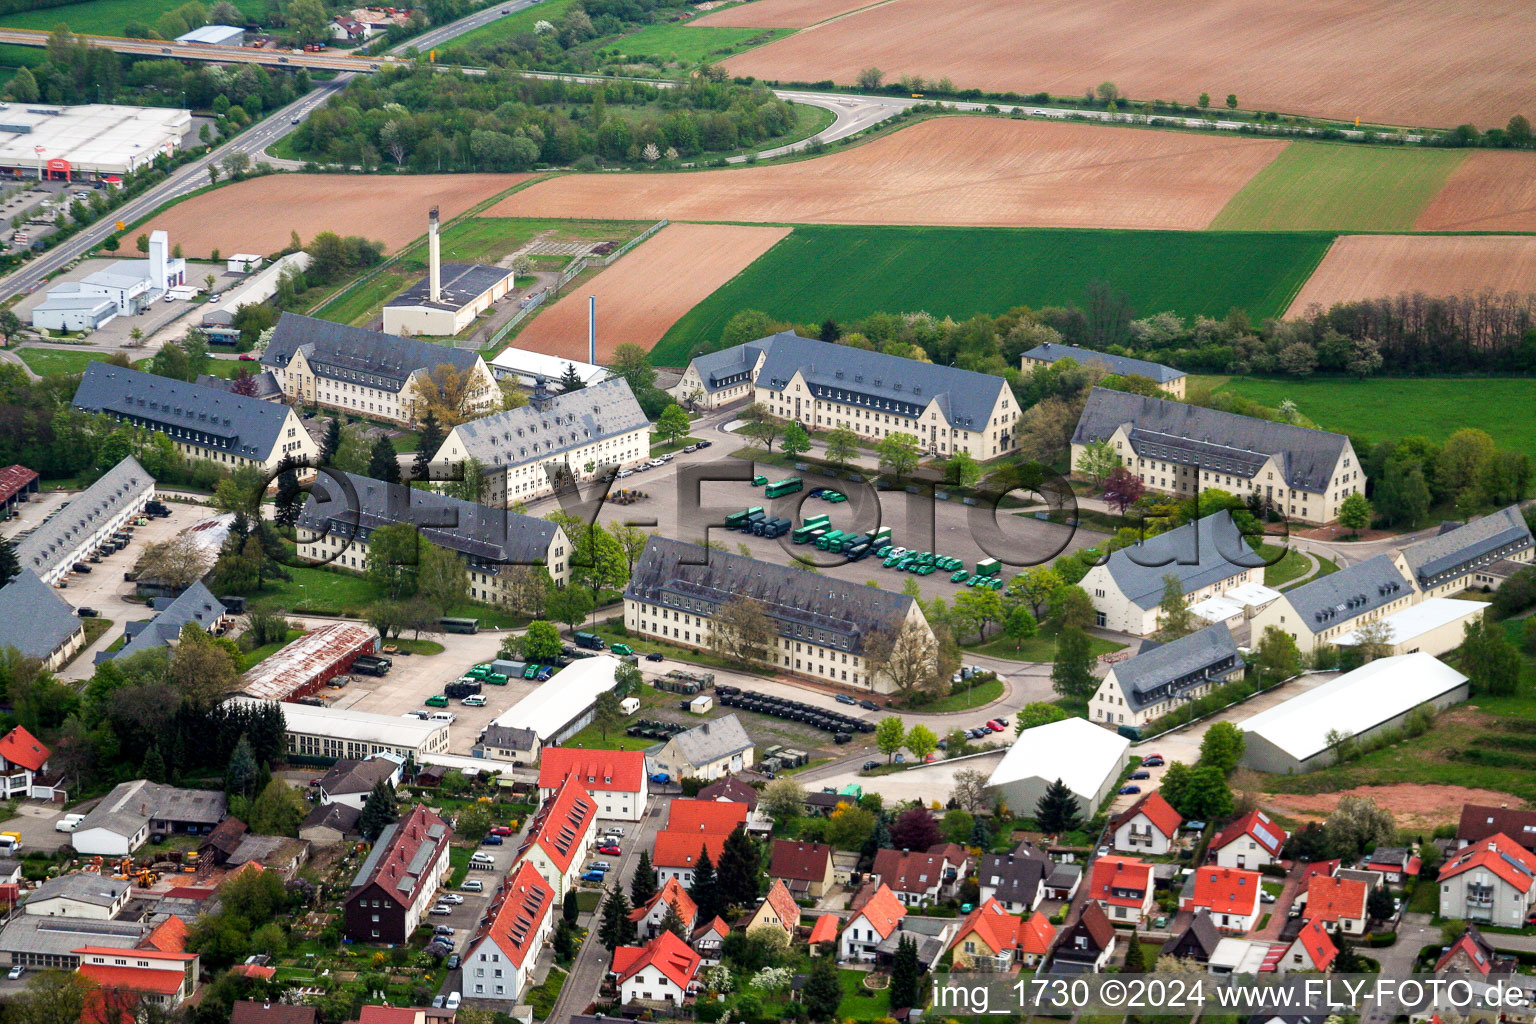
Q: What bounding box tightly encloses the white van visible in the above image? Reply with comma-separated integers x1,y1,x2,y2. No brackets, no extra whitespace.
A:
428,711,457,724
56,813,86,833
460,695,486,707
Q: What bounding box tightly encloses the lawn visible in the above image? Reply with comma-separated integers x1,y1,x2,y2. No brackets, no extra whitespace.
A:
1199,375,1536,459
1209,142,1465,231
836,969,891,1019
311,268,413,326
1256,542,1316,589
439,0,583,53
914,676,1003,713
247,565,528,627
968,621,1125,663
653,226,1334,366
15,348,121,375
611,22,790,65
0,0,267,33
526,966,568,1021
561,719,655,752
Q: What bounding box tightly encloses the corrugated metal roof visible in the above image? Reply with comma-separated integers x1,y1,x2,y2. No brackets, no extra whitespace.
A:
240,622,377,700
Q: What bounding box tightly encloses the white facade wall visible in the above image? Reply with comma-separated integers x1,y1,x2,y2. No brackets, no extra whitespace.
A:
1113,814,1174,856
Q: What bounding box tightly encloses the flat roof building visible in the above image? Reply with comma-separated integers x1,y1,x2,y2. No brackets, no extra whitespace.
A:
382,209,514,337
489,346,610,392
1021,342,1187,398
1248,552,1419,654
0,103,189,177
15,455,153,584
228,697,451,762
987,717,1130,818
175,24,245,44
1239,653,1469,774
1333,597,1486,659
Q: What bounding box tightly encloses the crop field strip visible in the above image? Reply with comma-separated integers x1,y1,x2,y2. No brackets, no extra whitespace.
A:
1285,234,1536,316
0,0,270,33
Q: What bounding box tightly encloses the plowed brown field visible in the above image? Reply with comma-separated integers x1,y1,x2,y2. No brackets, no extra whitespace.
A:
1286,234,1536,315
718,0,1536,128
695,0,879,28
511,223,789,360
1416,151,1536,232
489,117,1285,230
140,174,526,257
1267,784,1518,833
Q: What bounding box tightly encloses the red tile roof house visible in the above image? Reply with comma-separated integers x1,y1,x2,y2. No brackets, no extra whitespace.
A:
1437,832,1536,927
0,725,60,801
949,898,1023,971
75,945,200,1014
1017,911,1057,967
770,840,836,899
743,878,800,940
537,748,648,822
1089,855,1155,926
1363,846,1422,885
652,831,728,888
839,883,907,961
630,876,698,941
462,858,555,1005
1274,916,1337,975
343,805,453,944
516,776,599,899
1180,866,1263,932
665,798,748,837
1302,874,1370,935
1435,923,1515,977
612,930,701,1006
1112,792,1183,856
871,844,970,907
1210,810,1288,871
691,915,730,962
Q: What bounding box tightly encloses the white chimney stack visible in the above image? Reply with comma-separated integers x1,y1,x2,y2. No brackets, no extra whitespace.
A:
588,295,596,365
428,207,442,304
148,230,169,294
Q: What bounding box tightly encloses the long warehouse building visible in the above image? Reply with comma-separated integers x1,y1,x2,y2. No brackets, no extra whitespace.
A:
479,657,619,763
228,697,451,762
239,623,378,702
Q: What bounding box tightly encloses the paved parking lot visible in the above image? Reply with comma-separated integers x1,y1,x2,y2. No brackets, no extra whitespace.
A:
2,801,71,855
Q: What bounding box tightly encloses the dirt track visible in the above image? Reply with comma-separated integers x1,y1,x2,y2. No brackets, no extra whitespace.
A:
1416,151,1536,232
718,0,1536,128
510,223,790,361
1286,234,1536,315
139,174,526,257
694,0,879,28
489,117,1285,230
1266,784,1521,833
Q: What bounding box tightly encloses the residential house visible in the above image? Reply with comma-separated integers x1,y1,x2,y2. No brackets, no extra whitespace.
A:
462,858,555,1004
839,883,906,961
13,455,153,586
433,378,651,504
315,756,401,812
1179,866,1262,932
106,581,228,663
1088,855,1155,926
1023,342,1187,398
1363,847,1422,885
630,877,697,941
871,844,969,907
296,472,571,598
299,803,362,847
1458,804,1536,853
1275,917,1337,975
342,805,453,944
697,776,758,810
515,777,598,900
613,930,701,1005
1017,911,1056,968
976,851,1048,913
74,945,199,1014
1302,874,1369,935
72,363,318,473
1050,902,1117,973
1111,791,1184,856
0,725,60,802
744,879,799,940
1044,861,1084,902
1159,909,1221,965
691,916,729,963
24,875,131,920
1438,833,1536,926
71,781,227,857
950,898,1023,972
674,332,1020,459
0,571,86,672
649,713,756,783
1248,552,1419,655
1401,506,1534,598
537,748,647,822
1210,811,1288,871
1078,512,1266,636
665,798,747,837
260,313,499,427
1435,924,1515,977
651,831,727,889
627,537,937,694
230,1001,317,1024
769,840,836,899
1092,625,1246,728
1070,387,1364,526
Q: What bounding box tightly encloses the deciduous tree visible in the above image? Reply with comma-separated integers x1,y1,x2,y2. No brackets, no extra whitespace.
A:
1050,625,1097,701
708,596,773,668
876,431,922,481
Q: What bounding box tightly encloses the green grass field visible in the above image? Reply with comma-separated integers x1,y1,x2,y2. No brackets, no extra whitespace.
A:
15,348,122,375
1210,143,1465,231
653,225,1335,366
611,23,789,65
439,0,582,52
1,0,268,34
1202,375,1536,457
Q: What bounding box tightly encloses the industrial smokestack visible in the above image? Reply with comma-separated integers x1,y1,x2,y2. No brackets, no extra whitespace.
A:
428,207,442,304
588,295,596,365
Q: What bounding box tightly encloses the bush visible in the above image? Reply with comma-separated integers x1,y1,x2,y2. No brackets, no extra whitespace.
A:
1364,932,1397,947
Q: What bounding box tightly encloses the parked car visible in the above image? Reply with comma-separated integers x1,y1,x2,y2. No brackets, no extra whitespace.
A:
439,893,464,904
590,860,612,871
696,439,712,448
1261,890,1277,904
580,870,606,882
650,772,671,783
445,994,461,1011
858,699,880,711
598,844,621,855
862,760,881,771
1141,754,1165,766
1118,785,1141,795
835,694,857,705
987,718,1008,730
430,905,453,916
1183,820,1207,832
605,827,626,838
434,925,455,936
470,852,495,865
460,879,485,891
446,954,461,970
489,826,513,836
5,966,21,980
1129,770,1150,780
431,996,446,1010
76,607,98,618
481,834,503,845
645,652,664,662
616,469,633,478
1096,845,1111,858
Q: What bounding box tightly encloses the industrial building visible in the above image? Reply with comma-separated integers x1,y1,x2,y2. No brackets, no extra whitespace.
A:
481,657,619,761
239,623,378,702
1022,342,1187,399
14,455,153,584
986,716,1130,817
200,252,312,344
71,779,227,856
0,464,38,515
382,208,515,336
32,230,185,331
228,697,451,762
175,24,244,45
489,346,610,392
1239,653,1469,774
0,103,189,178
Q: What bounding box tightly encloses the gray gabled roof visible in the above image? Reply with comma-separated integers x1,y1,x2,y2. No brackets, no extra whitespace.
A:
1072,388,1351,492
296,471,559,574
1110,624,1243,712
76,779,227,839
1103,511,1265,610
195,370,283,400
301,800,361,836
626,536,919,655
1401,505,1533,588
667,714,754,768
72,363,293,462
482,722,538,752
1281,553,1413,632
110,581,225,661
444,377,649,469
1162,908,1222,959
26,873,129,908
690,335,776,394
386,263,514,312
261,312,483,393
1022,343,1185,384
740,332,1009,432
0,570,80,660
978,852,1049,902
317,755,398,797
15,455,152,577
0,915,146,959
